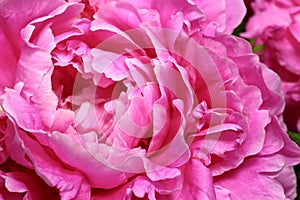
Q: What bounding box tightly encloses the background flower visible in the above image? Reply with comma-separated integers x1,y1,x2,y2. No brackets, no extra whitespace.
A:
0,0,299,199
243,0,300,132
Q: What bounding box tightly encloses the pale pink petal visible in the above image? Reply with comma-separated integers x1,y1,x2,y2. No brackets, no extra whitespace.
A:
46,131,128,189
1,88,45,131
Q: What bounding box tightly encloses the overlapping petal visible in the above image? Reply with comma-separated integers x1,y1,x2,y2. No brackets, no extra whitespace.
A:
0,0,299,199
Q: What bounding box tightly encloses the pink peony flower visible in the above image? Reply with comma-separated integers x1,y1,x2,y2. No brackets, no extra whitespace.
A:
0,0,299,199
243,0,300,132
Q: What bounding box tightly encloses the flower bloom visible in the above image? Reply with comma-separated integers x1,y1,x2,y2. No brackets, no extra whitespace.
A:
243,0,300,132
0,0,299,199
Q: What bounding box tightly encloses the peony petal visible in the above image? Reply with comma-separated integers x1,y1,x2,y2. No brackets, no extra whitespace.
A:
214,155,288,200
48,131,128,189
0,0,64,92
18,129,91,200
1,171,60,200
178,159,216,200
275,166,297,199
1,88,45,131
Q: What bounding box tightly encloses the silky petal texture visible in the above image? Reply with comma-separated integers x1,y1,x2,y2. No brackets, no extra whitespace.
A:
197,34,280,175
193,0,246,34
8,121,90,200
0,2,83,133
242,7,292,38
0,24,17,94
0,0,64,94
46,131,128,189
214,155,291,200
177,159,216,200
17,2,85,99
16,45,54,98
91,0,245,37
1,87,45,131
5,120,33,169
0,171,60,200
275,166,298,199
0,0,300,199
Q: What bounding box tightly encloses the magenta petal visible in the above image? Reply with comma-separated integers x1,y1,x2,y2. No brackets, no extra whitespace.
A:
0,25,17,93
5,120,33,168
51,109,74,132
223,0,246,33
1,88,45,131
18,129,90,200
178,159,216,199
0,0,64,93
0,0,299,199
215,155,290,199
16,45,53,98
195,0,246,34
1,171,60,200
275,166,297,199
